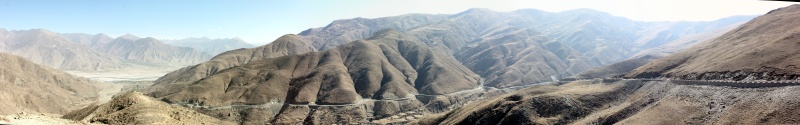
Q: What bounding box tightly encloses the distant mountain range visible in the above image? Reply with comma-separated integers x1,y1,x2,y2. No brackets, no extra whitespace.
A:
0,29,128,71
0,29,254,71
162,37,255,55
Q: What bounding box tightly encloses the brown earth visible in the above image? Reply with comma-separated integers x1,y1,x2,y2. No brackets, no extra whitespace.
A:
0,52,105,115
416,79,800,125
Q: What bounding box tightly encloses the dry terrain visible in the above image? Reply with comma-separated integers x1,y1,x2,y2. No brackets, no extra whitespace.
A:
628,5,800,80
416,79,800,125
63,92,234,125
0,52,106,115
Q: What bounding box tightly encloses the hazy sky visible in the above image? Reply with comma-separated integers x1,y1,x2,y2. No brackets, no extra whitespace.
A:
0,0,793,45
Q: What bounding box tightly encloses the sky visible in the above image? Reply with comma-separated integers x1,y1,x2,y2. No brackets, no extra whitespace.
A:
0,0,794,45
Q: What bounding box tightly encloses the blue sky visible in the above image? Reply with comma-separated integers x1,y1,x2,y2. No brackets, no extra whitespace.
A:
0,0,793,45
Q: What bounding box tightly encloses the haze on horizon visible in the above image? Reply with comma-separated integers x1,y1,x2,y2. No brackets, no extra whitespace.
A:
0,0,792,45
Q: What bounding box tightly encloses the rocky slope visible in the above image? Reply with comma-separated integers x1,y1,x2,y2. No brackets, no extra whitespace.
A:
627,5,800,80
416,79,800,125
162,37,255,55
63,92,233,125
0,52,104,115
0,29,129,71
453,28,595,87
95,35,212,65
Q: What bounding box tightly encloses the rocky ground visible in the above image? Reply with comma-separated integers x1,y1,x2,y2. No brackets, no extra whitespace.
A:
415,79,800,124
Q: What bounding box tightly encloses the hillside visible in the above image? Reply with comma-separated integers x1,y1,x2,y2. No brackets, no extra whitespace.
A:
0,29,129,71
627,5,800,80
631,20,748,58
416,79,800,125
0,52,105,115
95,36,212,65
162,37,255,55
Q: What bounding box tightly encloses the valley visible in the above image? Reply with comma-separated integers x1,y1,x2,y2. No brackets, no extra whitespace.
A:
1,1,798,125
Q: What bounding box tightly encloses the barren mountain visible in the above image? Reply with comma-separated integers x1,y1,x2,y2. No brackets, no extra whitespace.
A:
63,92,234,125
61,33,114,49
162,37,255,55
147,30,479,124
632,20,749,58
95,35,212,65
154,8,751,89
453,28,595,87
0,52,104,115
0,29,128,71
153,14,447,87
627,5,800,80
416,79,800,125
155,31,479,105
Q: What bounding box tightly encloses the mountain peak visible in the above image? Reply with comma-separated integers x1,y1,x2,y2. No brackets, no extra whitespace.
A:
118,33,140,40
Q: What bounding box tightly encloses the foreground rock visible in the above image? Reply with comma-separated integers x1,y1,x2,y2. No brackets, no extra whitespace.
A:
63,92,233,125
417,79,800,124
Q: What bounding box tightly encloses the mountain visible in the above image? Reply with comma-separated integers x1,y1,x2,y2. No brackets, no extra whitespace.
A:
154,8,752,89
631,17,752,58
162,37,255,55
0,29,128,71
95,35,213,65
144,8,758,124
573,17,751,79
62,92,234,125
627,5,800,80
153,14,449,87
147,30,480,124
0,52,104,115
61,33,114,49
452,28,595,87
